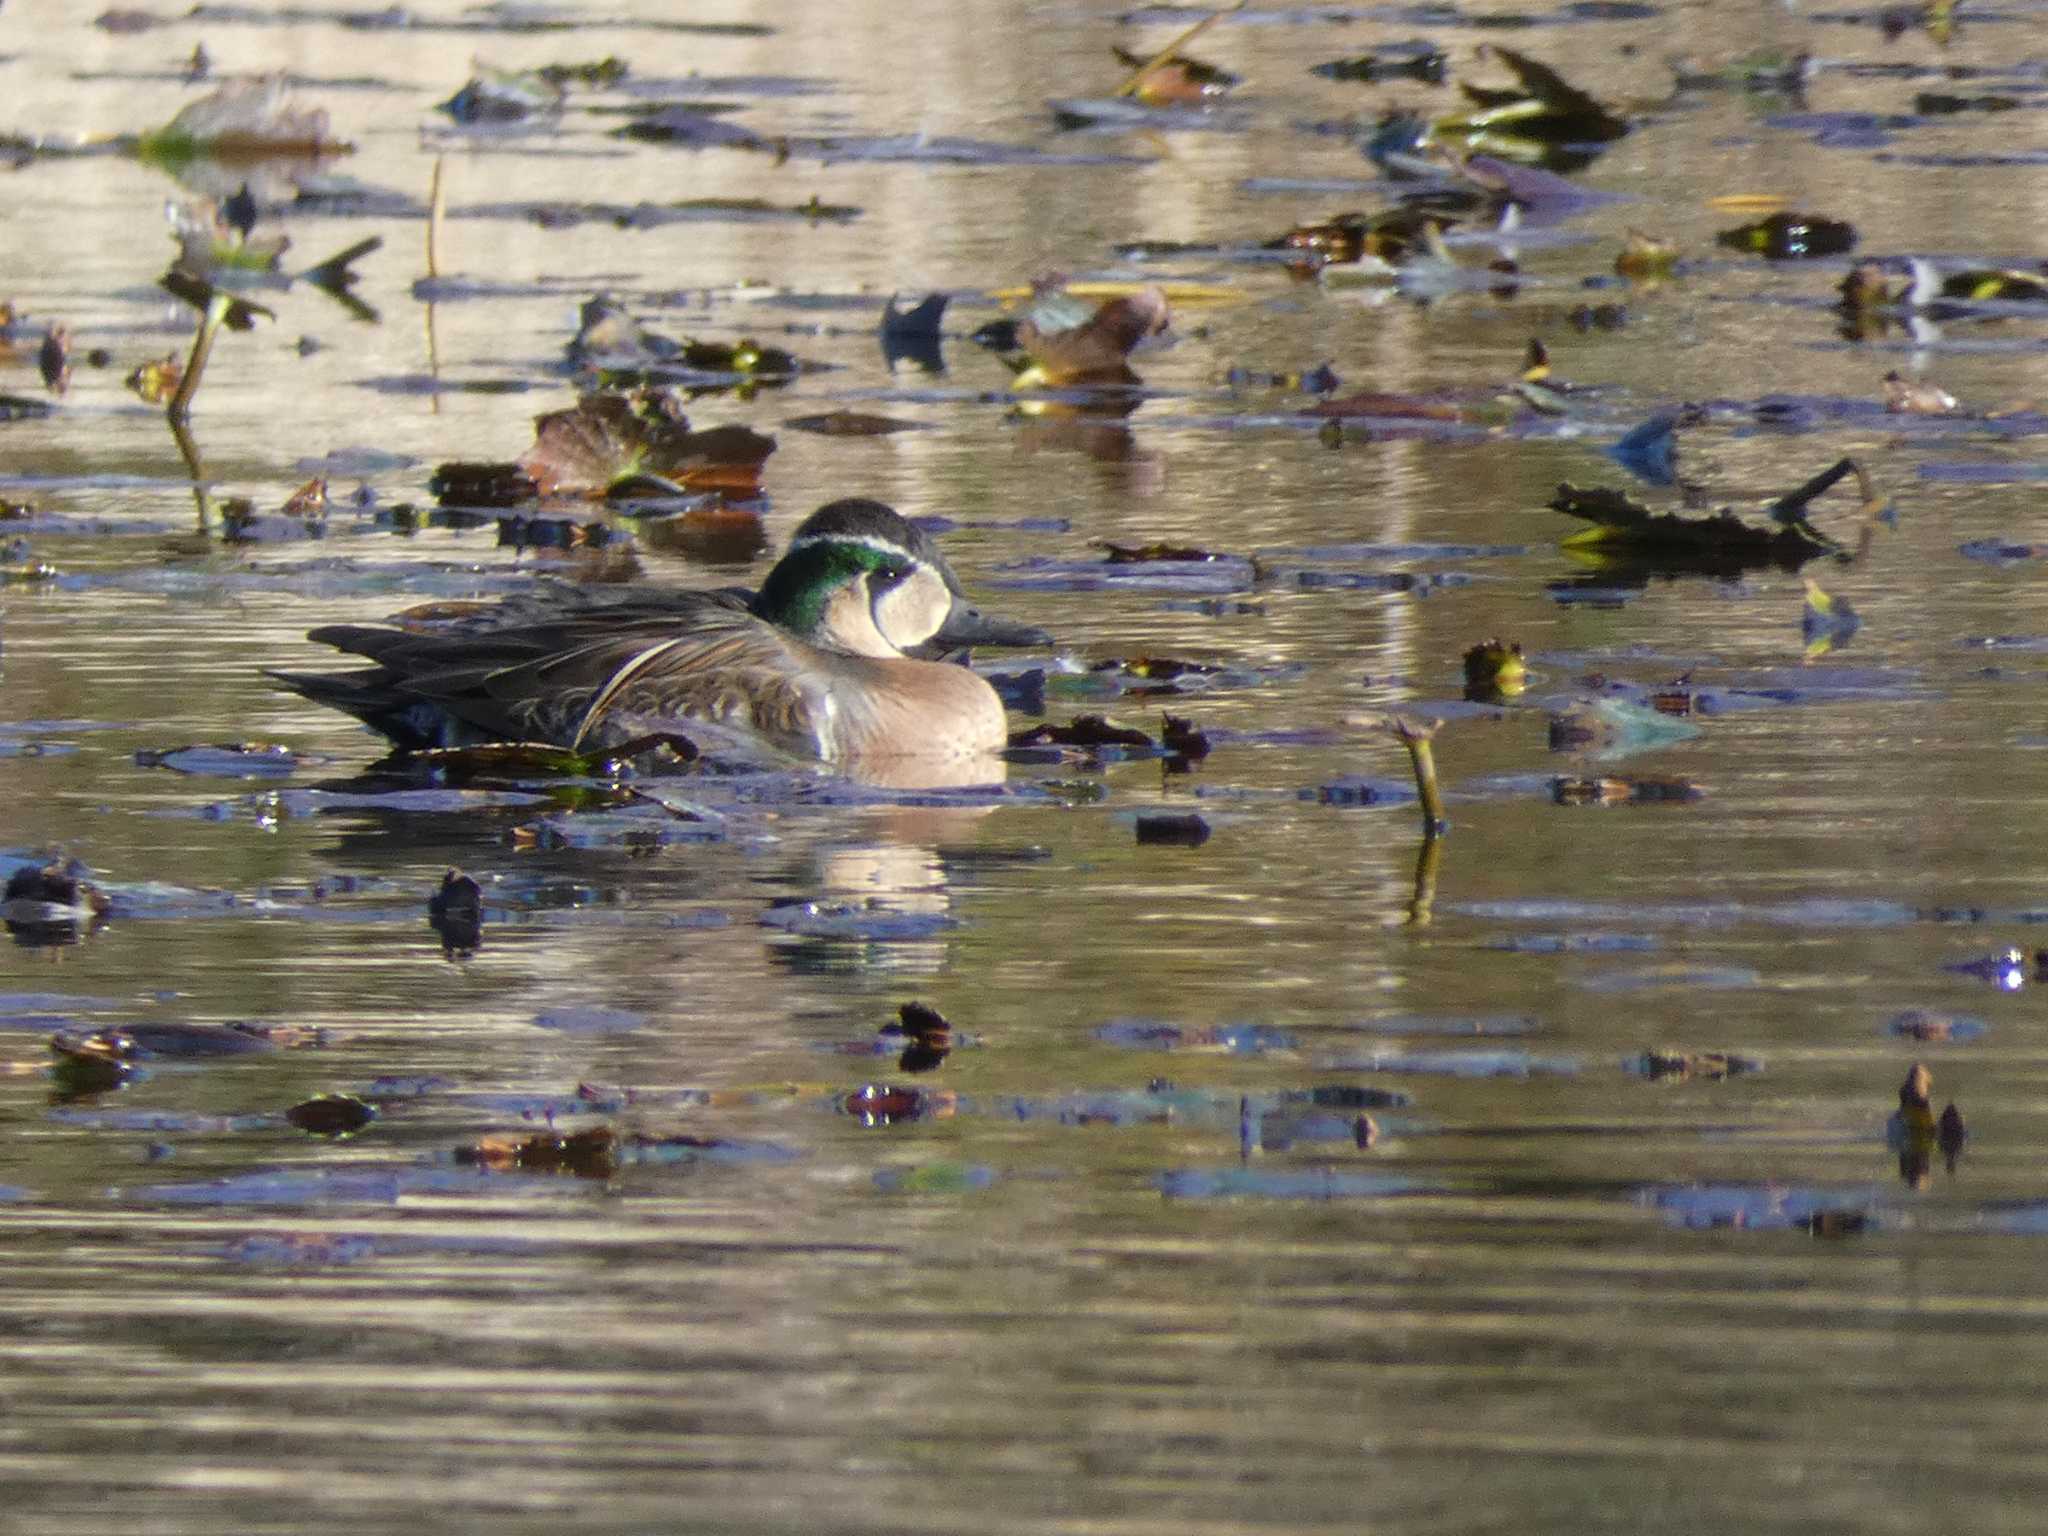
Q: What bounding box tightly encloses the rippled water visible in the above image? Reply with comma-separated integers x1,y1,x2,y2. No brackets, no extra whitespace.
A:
8,0,2048,1529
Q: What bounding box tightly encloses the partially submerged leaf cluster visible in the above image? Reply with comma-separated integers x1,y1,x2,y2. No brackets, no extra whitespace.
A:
566,296,808,396
1426,46,1628,170
136,74,350,171
992,282,1172,389
1716,210,1856,261
1549,457,1885,576
515,388,776,499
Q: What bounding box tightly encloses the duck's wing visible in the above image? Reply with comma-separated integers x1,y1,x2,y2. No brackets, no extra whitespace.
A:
271,589,776,750
484,604,834,754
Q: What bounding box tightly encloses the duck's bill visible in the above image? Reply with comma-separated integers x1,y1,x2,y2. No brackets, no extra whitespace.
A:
919,601,1051,654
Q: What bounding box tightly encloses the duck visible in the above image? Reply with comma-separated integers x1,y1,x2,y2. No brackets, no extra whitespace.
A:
270,498,1049,766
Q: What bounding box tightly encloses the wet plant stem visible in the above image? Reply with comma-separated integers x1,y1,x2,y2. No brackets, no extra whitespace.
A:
167,289,230,423
1383,714,1447,837
427,154,445,280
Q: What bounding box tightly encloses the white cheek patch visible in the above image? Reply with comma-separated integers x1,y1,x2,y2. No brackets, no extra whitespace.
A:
871,568,951,651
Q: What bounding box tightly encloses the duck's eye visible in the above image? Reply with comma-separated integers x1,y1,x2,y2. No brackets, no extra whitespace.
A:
869,563,912,591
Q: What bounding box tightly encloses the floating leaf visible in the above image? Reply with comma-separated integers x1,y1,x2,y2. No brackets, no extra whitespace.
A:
1626,1049,1762,1081
1715,210,1855,260
1614,228,1677,282
285,1094,376,1137
428,868,483,954
438,65,566,125
1462,637,1527,701
517,390,775,497
881,1001,953,1073
842,1084,935,1126
1311,43,1447,85
1886,1008,1985,1043
37,325,69,395
1110,43,1239,107
1008,714,1156,750
458,1126,621,1177
1135,812,1210,846
1551,776,1704,806
1429,44,1627,168
1549,477,1846,575
1881,370,1957,415
126,353,183,403
1008,283,1170,388
137,74,350,166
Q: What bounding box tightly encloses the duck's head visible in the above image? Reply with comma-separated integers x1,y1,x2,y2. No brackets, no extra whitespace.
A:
773,498,1050,657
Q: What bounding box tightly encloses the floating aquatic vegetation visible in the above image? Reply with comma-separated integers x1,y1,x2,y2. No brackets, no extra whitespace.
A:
428,462,539,508
873,1162,996,1194
125,353,183,403
1550,776,1705,806
438,65,566,126
1427,45,1628,169
1888,1061,1965,1185
136,74,351,168
1462,637,1527,702
1310,40,1447,85
842,1083,944,1126
1095,1019,1296,1054
428,869,483,955
880,1002,954,1074
1801,577,1860,659
36,325,69,395
1625,1049,1763,1081
1008,714,1158,753
4,860,110,946
285,1094,376,1137
1671,47,1816,95
517,389,775,498
1886,1008,1986,1043
1135,812,1210,846
1547,697,1702,761
1005,283,1171,389
1110,37,1240,105
1716,210,1856,260
1549,456,1887,575
880,291,947,372
134,742,305,777
1644,1184,1879,1233
1614,228,1677,282
1265,207,1454,274
781,409,930,437
1882,370,1958,414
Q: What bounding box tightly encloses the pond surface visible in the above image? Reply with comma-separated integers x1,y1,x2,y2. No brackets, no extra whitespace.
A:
8,0,2048,1529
